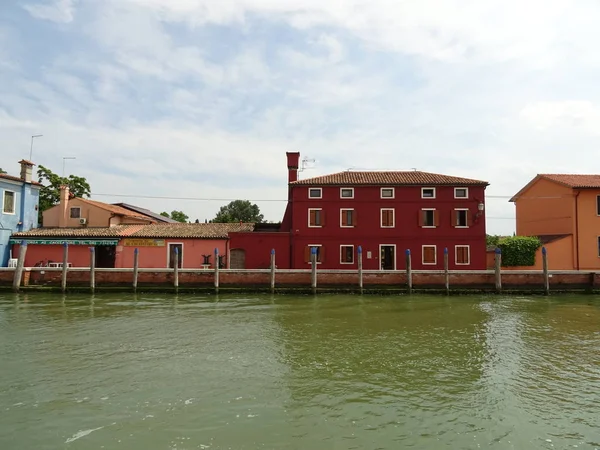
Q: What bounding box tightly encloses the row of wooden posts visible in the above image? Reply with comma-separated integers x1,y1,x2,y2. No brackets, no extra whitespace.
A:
11,242,551,295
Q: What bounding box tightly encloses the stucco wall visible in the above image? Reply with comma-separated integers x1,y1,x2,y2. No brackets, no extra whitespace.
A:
575,190,600,269
118,239,228,269
229,232,291,269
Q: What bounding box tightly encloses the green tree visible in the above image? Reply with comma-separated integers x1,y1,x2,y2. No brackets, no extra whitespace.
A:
486,234,501,247
160,210,189,223
37,165,91,221
213,200,264,223
0,168,6,174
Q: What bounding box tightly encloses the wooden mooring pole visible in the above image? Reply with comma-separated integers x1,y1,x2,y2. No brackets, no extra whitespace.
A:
214,247,220,294
406,249,412,294
89,247,96,293
12,241,28,293
444,247,450,295
494,248,502,293
270,249,276,293
132,248,139,292
311,247,317,295
61,242,69,293
173,247,179,292
542,246,549,296
357,245,363,294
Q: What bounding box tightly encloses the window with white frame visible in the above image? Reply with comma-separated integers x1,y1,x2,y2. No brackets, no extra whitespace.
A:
421,187,436,198
422,245,436,265
2,190,15,214
381,188,394,198
305,245,323,264
454,187,468,199
308,188,322,199
340,245,354,264
453,209,469,227
340,208,355,227
308,208,323,227
380,208,395,227
340,188,354,198
70,207,81,219
455,245,470,265
420,208,438,227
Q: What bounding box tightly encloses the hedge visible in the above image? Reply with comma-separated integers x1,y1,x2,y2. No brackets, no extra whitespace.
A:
498,236,542,267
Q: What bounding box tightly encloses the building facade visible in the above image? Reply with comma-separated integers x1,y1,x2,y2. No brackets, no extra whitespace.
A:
510,174,600,270
230,152,489,270
0,160,41,266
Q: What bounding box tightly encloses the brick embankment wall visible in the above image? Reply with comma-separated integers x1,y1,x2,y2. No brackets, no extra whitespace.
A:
1,268,600,294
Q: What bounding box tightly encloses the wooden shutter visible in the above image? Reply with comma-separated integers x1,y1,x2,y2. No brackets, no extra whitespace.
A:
353,210,357,227
419,210,424,227
456,247,467,264
320,210,324,227
434,210,440,227
309,209,316,226
304,246,311,263
341,210,348,226
318,246,324,263
451,210,457,227
424,246,435,264
467,210,473,227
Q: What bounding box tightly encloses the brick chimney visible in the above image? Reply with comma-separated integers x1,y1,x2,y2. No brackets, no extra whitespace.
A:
286,152,300,184
58,185,70,228
18,159,34,183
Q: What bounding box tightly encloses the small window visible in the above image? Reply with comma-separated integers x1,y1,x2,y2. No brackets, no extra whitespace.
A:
340,188,354,198
340,209,355,227
309,188,322,199
422,187,436,198
454,209,468,227
305,245,322,264
420,209,438,227
456,245,470,265
381,208,395,227
381,188,394,198
454,188,468,198
422,245,436,265
308,208,323,227
598,237,600,257
70,207,81,219
340,245,354,264
3,190,15,214
597,195,600,216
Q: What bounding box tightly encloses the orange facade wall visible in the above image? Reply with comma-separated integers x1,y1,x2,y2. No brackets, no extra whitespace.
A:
118,239,228,269
574,190,600,270
496,235,575,271
515,178,575,236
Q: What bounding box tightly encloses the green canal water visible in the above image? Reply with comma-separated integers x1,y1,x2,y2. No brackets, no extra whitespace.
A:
1,294,599,450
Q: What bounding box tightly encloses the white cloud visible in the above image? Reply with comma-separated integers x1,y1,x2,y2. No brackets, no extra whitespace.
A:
23,0,77,23
519,101,600,134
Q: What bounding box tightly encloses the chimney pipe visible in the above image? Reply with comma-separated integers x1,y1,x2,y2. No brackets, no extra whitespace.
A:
18,159,34,183
58,185,70,228
286,152,300,184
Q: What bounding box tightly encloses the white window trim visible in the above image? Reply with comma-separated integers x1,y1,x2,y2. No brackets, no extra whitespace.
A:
380,208,395,228
308,187,322,199
167,242,184,268
455,245,470,265
421,208,436,228
340,245,354,264
380,187,395,199
340,187,354,199
421,187,436,199
422,245,437,265
2,189,16,215
454,208,469,228
70,207,81,219
307,244,322,265
308,208,323,228
454,187,469,199
379,244,397,270
340,208,355,228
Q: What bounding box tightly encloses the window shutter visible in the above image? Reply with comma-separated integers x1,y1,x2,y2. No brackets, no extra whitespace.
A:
353,210,357,227
451,210,457,227
341,210,347,226
321,210,325,226
319,246,324,263
418,210,424,227
467,210,473,227
309,210,315,226
304,246,311,263
434,210,440,227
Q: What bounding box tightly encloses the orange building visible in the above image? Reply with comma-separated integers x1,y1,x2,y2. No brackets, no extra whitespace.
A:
510,174,600,270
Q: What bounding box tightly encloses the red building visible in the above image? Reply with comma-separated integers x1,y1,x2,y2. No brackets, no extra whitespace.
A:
230,152,489,270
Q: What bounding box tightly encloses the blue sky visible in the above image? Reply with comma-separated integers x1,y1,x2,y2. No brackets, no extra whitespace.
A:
2,0,600,233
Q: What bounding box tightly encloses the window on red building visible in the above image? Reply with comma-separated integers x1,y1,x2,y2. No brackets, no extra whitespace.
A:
381,208,394,227
308,208,323,227
455,245,470,265
422,245,436,265
454,187,468,198
340,245,354,264
340,188,354,198
340,209,355,227
304,245,323,263
309,188,322,199
452,209,469,227
420,209,439,227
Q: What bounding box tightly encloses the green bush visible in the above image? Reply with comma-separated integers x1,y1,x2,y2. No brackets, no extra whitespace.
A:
497,236,542,267
486,234,501,246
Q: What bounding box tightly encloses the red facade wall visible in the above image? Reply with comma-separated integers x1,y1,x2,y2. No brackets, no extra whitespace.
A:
118,239,227,269
229,232,291,269
14,244,92,267
289,184,487,270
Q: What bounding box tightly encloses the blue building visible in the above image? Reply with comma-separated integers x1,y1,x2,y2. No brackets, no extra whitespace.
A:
0,160,41,266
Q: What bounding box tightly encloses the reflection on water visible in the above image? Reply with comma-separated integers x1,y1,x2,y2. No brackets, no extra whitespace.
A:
0,293,599,449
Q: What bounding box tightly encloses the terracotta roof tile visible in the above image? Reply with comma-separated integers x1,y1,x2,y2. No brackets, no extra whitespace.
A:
290,171,488,186
78,198,156,221
540,174,600,189
129,223,255,239
0,173,43,186
12,225,136,238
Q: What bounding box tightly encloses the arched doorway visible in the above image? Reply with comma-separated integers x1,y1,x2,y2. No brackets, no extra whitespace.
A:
229,248,246,269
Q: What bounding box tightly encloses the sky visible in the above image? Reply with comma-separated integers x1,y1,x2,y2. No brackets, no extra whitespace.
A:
2,0,600,234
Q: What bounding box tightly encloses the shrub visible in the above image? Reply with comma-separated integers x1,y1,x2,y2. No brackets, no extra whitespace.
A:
497,236,542,267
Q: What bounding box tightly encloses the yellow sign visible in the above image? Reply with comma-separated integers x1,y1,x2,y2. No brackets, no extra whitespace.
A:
122,239,166,247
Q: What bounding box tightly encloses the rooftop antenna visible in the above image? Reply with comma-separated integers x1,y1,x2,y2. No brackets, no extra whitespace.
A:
299,156,315,172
